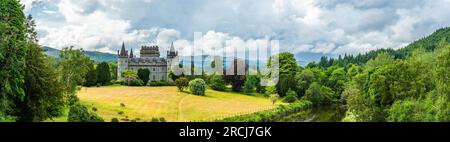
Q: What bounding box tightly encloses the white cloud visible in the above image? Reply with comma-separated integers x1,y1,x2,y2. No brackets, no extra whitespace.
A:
389,10,419,42
29,0,160,53
21,0,450,57
156,29,181,48
170,31,271,60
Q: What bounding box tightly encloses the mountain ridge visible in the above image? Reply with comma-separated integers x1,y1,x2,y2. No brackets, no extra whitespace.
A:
43,46,118,63
42,46,328,65
319,27,450,67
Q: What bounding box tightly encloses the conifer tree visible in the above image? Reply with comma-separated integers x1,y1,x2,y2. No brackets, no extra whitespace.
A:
0,0,27,118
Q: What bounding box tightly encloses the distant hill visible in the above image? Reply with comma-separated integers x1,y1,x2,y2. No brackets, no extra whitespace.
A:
42,45,328,67
43,46,118,63
399,27,450,53
322,27,450,67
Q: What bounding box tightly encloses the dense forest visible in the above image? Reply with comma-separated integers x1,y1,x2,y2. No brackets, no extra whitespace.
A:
0,0,103,122
1,0,449,122
270,27,450,122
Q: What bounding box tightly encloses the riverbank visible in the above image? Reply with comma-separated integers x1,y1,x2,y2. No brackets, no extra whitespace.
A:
277,105,347,122
218,100,313,122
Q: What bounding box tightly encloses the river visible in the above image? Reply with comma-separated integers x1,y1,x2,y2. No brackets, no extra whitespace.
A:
277,105,347,122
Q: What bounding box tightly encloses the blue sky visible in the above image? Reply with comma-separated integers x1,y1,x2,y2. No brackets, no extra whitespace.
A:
22,0,450,58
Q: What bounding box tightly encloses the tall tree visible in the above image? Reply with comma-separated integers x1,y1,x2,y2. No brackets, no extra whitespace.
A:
137,69,150,85
327,67,346,95
0,0,27,118
96,62,111,85
243,75,258,94
268,53,298,95
268,52,298,75
13,14,66,121
209,74,226,91
224,59,247,92
59,47,91,105
19,43,65,121
295,69,315,97
109,63,118,80
276,74,296,96
434,43,450,121
84,61,97,87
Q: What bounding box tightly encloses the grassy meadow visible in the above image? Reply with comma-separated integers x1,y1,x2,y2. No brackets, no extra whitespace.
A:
68,86,279,122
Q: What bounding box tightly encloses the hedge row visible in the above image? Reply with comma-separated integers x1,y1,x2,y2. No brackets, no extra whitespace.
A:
218,100,313,122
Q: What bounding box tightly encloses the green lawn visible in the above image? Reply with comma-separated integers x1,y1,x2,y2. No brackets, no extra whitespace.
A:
50,86,279,122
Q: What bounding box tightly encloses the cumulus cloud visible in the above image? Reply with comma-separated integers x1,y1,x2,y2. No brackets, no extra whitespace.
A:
21,0,450,56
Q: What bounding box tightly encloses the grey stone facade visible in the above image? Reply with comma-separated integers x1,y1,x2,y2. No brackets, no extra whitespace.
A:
117,42,177,83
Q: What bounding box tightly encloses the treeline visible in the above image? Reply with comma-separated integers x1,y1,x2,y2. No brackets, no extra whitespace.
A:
220,100,313,122
342,42,450,122
167,58,267,96
0,0,102,122
313,48,403,69
84,62,117,87
273,28,450,122
314,27,450,70
220,27,450,122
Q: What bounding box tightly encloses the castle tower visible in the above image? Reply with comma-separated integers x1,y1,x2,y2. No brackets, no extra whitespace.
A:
117,42,129,81
129,48,134,58
166,42,178,68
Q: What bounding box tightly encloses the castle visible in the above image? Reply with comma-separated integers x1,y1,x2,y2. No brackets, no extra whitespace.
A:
117,42,178,82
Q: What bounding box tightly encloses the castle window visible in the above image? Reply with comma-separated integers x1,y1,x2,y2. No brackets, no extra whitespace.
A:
153,68,155,71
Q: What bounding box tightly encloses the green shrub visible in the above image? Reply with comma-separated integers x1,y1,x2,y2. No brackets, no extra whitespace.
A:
387,99,429,122
92,107,98,112
0,113,16,122
150,117,159,122
282,89,298,103
265,85,277,95
304,82,336,105
175,77,189,91
122,70,144,86
149,80,175,86
112,80,126,85
129,79,144,86
137,69,150,85
209,74,226,91
68,94,80,106
68,103,104,122
111,118,119,122
276,74,297,96
243,75,258,94
189,78,206,96
219,100,313,122
150,117,167,122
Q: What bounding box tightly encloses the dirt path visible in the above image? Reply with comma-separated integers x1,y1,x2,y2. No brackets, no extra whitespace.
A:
176,94,189,121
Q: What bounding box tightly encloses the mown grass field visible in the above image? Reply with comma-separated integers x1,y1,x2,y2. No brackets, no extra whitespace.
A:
73,86,278,122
